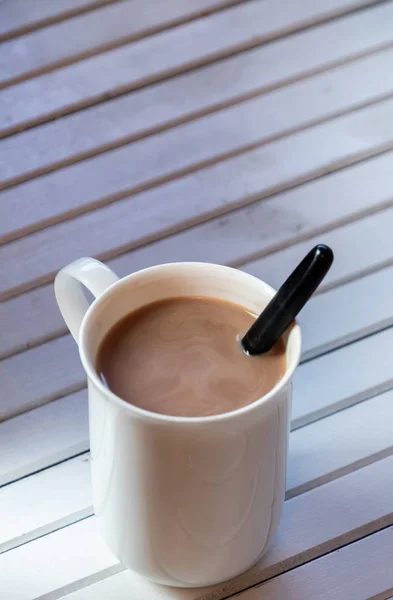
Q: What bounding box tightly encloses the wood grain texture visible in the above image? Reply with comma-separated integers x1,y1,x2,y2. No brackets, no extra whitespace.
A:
2,7,393,189
2,456,393,600
3,388,393,556
0,0,117,42
0,390,88,486
0,0,386,137
4,96,393,299
237,527,393,600
2,148,393,359
4,47,393,243
0,0,246,88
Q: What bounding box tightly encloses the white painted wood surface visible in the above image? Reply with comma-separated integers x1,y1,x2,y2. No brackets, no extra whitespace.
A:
0,0,247,87
5,41,393,245
0,390,88,486
238,527,393,600
4,45,393,244
1,147,393,358
293,327,393,428
2,456,393,600
299,264,393,360
288,388,393,496
0,335,84,420
2,1,393,598
1,0,378,136
0,454,92,553
62,527,393,600
243,202,393,292
4,96,393,299
1,5,392,188
0,0,116,41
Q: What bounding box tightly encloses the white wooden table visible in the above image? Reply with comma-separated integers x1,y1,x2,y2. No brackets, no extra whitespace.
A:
1,0,393,598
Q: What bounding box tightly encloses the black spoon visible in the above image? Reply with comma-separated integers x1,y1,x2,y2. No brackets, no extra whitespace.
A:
242,244,334,355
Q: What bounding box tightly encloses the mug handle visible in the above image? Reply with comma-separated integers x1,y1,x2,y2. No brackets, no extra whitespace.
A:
54,257,119,343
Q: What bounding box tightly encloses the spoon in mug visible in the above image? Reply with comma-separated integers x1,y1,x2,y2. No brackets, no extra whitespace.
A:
241,244,334,355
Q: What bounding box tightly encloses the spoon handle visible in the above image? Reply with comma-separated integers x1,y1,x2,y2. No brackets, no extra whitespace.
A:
242,244,334,355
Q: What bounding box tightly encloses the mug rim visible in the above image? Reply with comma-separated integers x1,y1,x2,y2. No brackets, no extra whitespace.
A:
79,262,302,425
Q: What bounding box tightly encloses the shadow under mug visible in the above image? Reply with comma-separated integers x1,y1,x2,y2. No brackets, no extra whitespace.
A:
55,258,301,588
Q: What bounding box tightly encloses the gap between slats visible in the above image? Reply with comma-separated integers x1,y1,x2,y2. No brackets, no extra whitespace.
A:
5,161,393,422
0,0,387,138
234,527,393,600
239,205,393,293
74,529,393,600
0,0,118,43
4,43,393,244
2,138,393,360
287,388,393,498
1,2,392,190
5,92,393,301
0,0,252,89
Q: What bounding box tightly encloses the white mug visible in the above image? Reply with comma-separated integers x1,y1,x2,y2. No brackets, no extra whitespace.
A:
55,258,301,587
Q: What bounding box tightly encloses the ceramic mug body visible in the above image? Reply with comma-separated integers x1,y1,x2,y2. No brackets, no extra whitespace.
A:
55,259,301,587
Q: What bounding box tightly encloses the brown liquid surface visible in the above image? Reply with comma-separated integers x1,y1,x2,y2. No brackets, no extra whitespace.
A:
96,297,287,417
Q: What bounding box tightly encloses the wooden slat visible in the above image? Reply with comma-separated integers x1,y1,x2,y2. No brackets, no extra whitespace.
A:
237,527,393,600
2,6,392,189
242,202,393,292
293,327,393,427
0,455,92,554
3,48,393,247
3,387,392,556
5,51,393,249
2,148,393,359
0,0,386,137
62,529,393,600
0,335,84,421
0,390,88,487
298,265,393,361
0,0,246,88
2,456,393,600
0,0,116,42
4,95,393,299
4,201,393,420
288,388,393,497
0,519,117,600
0,285,66,358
